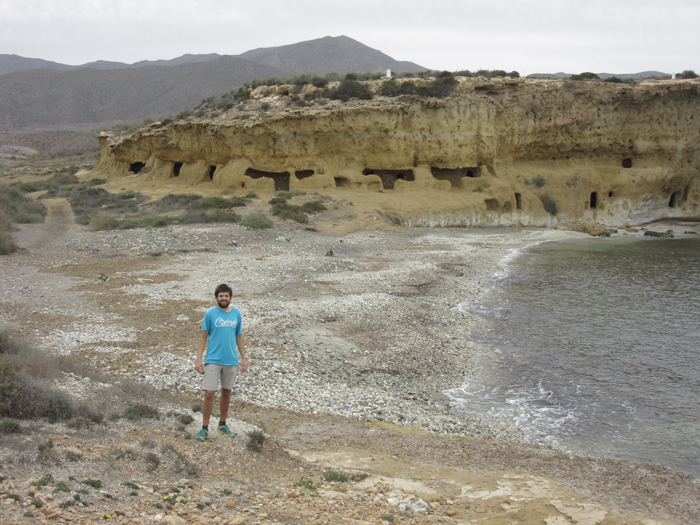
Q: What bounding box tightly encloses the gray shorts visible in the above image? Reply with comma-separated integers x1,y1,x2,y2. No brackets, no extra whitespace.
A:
201,364,239,391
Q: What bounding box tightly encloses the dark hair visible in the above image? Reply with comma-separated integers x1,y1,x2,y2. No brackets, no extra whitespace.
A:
214,283,233,297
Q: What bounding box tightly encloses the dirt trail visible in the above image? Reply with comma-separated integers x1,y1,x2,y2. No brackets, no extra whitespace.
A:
24,197,76,251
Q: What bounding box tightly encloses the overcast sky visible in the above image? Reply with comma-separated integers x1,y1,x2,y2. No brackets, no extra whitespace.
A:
1,0,698,75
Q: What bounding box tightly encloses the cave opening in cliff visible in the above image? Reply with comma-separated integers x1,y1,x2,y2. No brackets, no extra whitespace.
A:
129,162,145,174
363,169,415,190
590,192,598,209
430,168,479,187
173,162,183,177
334,177,350,187
669,191,682,208
484,199,499,211
622,158,633,168
245,168,290,191
295,170,314,180
515,193,522,210
609,191,614,197
209,165,216,180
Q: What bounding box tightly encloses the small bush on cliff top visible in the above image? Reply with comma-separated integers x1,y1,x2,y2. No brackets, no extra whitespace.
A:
326,80,373,102
380,79,418,97
418,75,457,98
677,70,698,79
570,72,600,81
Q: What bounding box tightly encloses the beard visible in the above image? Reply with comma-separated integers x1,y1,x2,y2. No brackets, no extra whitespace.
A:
217,298,230,308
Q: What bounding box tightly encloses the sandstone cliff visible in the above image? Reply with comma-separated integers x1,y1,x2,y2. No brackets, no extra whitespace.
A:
92,77,700,228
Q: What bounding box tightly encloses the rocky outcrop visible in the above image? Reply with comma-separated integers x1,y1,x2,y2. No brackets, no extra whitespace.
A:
91,77,700,228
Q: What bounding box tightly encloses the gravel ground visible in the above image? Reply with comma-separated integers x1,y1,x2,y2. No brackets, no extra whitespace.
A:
0,199,698,524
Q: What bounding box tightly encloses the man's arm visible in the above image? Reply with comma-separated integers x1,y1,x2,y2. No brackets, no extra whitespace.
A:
195,331,208,374
237,334,248,373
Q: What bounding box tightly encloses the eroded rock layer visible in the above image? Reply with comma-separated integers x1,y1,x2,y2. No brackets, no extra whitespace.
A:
92,77,700,227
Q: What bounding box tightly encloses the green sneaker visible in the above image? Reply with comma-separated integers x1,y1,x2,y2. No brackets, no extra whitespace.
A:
196,428,208,441
217,423,235,437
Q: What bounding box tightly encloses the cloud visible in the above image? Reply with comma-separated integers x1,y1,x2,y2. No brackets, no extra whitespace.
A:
0,0,697,74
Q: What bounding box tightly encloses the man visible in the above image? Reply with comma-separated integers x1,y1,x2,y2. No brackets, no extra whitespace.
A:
194,283,248,441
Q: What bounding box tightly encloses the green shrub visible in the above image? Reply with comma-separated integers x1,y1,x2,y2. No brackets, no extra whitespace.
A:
123,403,160,421
177,413,194,425
81,479,102,490
241,213,273,229
323,470,351,482
268,197,287,205
69,186,145,219
311,76,328,88
46,394,74,423
0,331,80,422
87,213,121,231
0,419,20,434
0,187,46,223
233,86,251,100
380,79,401,96
179,209,241,224
270,203,308,224
0,210,18,255
418,75,457,98
34,474,54,487
539,194,559,215
301,201,326,213
53,482,70,493
531,175,547,188
244,192,258,199
294,477,315,490
145,216,175,228
229,196,250,207
570,72,600,81
185,196,232,210
677,70,698,79
326,80,373,102
154,193,201,211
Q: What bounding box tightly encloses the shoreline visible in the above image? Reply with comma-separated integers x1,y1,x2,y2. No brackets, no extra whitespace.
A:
459,230,700,480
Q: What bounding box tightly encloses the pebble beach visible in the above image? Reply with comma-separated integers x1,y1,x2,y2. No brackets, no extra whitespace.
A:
2,202,700,525
2,208,579,442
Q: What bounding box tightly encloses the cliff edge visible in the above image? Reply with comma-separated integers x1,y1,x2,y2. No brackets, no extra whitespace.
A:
91,76,700,229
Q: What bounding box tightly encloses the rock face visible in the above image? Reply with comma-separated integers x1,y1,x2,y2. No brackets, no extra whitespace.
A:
91,77,700,228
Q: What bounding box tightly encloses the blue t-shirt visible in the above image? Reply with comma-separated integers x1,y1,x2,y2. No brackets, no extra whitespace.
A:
201,307,242,366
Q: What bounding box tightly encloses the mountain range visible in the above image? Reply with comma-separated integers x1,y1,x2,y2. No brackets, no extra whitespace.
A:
0,36,426,132
0,35,674,134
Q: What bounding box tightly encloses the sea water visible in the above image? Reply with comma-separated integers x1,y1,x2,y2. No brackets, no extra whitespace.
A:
447,235,700,478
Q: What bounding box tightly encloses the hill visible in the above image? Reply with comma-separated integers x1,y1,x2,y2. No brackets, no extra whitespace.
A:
0,54,74,76
526,70,671,79
0,36,428,132
240,35,426,76
0,56,285,132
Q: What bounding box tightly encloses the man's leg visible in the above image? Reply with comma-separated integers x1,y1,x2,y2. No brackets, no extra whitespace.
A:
219,388,231,423
202,390,216,428
216,388,236,437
